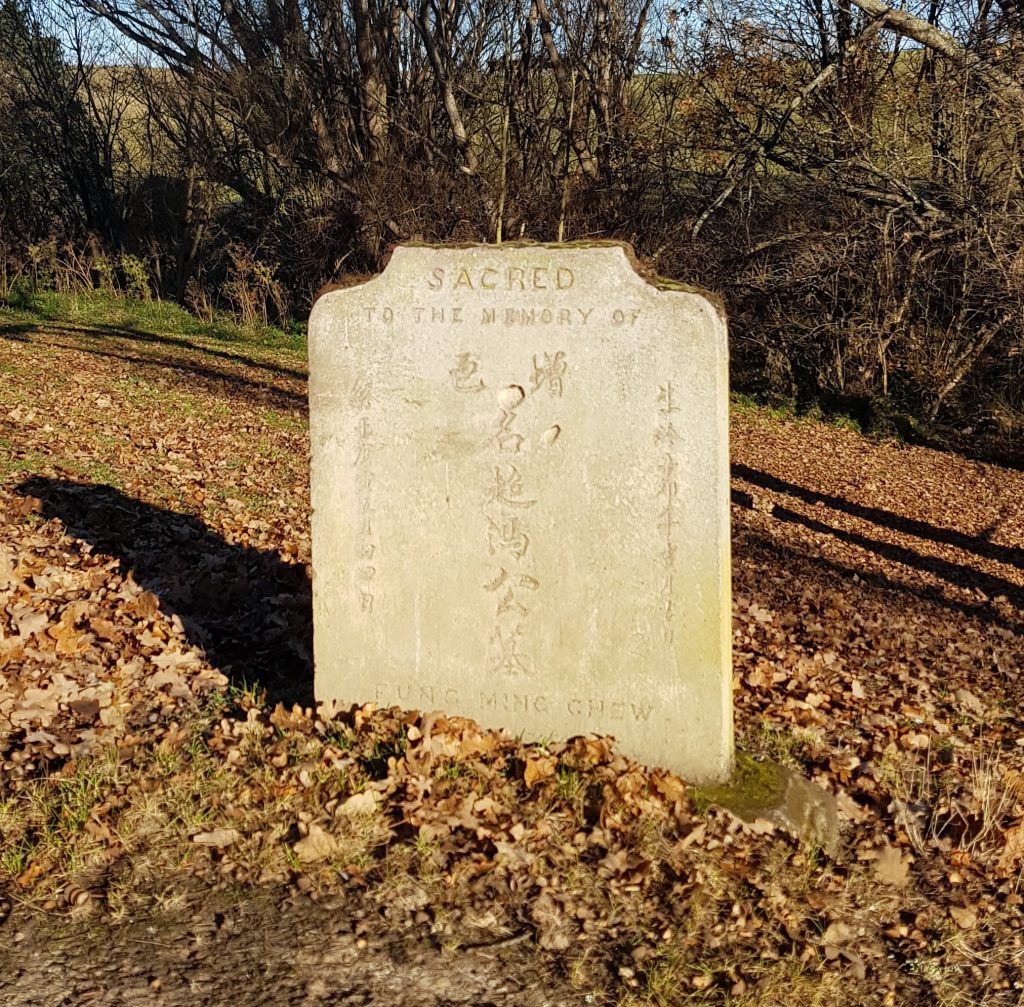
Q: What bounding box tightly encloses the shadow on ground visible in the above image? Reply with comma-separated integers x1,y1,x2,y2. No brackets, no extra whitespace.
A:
16,478,313,707
0,322,34,341
734,522,1024,638
1,318,307,410
729,467,1024,639
734,463,1024,570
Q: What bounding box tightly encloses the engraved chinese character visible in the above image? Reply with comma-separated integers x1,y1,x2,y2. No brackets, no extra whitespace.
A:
487,517,530,559
494,407,525,453
450,352,485,392
484,568,510,592
484,568,540,593
531,351,568,397
496,587,528,617
351,377,374,410
657,454,678,500
655,421,681,446
485,464,536,509
662,586,675,641
489,623,530,677
491,573,539,617
360,590,374,614
493,384,526,452
354,417,373,466
657,511,676,541
656,382,679,414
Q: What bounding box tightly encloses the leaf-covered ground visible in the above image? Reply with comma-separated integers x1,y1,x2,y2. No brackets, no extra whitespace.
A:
2,295,1024,1006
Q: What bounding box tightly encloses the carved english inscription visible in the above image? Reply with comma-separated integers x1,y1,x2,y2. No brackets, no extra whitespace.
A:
372,682,656,723
427,265,575,291
362,304,641,327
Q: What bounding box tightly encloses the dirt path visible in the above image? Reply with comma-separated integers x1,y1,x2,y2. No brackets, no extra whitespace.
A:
1,888,574,1007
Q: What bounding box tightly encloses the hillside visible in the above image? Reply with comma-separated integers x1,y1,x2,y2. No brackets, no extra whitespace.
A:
2,294,1024,1006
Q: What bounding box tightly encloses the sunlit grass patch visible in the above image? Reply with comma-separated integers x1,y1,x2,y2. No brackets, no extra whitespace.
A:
2,290,307,364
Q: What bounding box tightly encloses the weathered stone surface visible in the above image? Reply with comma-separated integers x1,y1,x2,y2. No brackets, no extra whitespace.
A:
697,755,842,856
308,242,732,782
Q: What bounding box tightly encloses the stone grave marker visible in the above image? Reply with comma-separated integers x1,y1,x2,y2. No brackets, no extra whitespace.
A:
308,242,732,782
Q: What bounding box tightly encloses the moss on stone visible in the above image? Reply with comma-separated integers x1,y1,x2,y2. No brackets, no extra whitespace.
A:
692,752,785,817
692,752,841,857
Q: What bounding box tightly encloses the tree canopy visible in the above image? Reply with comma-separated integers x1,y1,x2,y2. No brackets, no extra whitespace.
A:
4,0,1024,429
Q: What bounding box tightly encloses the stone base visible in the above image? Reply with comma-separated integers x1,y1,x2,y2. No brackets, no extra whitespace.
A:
695,754,841,857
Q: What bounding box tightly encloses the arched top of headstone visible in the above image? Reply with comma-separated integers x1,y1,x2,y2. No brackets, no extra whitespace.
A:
312,241,726,327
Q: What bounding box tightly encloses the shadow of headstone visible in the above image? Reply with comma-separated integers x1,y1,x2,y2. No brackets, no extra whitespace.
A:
15,478,313,707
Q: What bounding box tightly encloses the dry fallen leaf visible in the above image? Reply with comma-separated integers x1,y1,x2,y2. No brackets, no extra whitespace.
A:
16,858,50,888
524,753,557,789
822,921,853,950
69,698,101,721
0,545,16,590
650,770,687,806
14,608,48,640
338,791,378,817
48,603,90,655
873,846,910,888
293,823,339,863
997,822,1024,876
192,829,241,848
89,617,118,641
949,905,977,930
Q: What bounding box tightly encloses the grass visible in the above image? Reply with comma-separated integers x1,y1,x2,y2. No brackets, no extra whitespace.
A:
730,390,795,421
3,287,303,353
729,389,940,449
0,449,48,480
0,708,321,913
0,285,310,520
730,391,866,434
1,750,122,888
262,407,306,432
737,721,813,770
690,752,785,817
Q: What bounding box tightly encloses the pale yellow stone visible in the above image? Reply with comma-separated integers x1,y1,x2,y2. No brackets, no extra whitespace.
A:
308,243,732,782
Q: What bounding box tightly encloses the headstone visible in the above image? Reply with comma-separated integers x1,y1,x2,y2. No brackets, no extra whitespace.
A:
308,243,732,782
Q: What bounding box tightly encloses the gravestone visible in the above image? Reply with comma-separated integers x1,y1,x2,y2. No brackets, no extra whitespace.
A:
308,243,732,782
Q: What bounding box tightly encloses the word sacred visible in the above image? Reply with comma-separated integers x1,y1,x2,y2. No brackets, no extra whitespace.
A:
427,265,575,291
